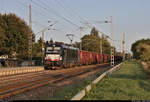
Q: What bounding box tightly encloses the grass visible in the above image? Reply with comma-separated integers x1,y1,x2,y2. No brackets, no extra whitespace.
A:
48,67,109,100
82,60,150,100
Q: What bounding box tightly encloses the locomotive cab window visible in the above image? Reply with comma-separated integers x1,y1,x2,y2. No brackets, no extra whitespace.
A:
47,47,53,51
54,47,61,54
46,46,61,54
54,47,61,50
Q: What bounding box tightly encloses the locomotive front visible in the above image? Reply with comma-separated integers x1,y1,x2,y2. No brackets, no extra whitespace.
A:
44,44,63,69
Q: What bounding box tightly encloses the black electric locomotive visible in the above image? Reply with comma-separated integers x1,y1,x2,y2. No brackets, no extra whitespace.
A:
44,42,79,69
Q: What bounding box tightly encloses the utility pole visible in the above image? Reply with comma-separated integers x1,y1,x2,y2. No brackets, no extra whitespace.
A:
110,16,114,67
100,34,103,62
35,24,55,65
122,33,125,61
79,27,84,50
66,34,74,45
100,34,103,54
41,31,44,65
28,4,32,66
41,31,44,52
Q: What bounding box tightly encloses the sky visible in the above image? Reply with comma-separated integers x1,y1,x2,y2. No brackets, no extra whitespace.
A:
0,0,150,53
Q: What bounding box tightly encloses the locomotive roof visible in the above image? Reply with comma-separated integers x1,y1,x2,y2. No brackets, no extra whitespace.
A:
62,44,79,50
47,43,79,50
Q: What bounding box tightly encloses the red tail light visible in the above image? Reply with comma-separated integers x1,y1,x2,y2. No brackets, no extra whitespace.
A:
46,59,59,61
54,59,59,61
46,59,51,61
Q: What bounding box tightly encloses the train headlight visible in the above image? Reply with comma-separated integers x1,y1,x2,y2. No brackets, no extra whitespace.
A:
60,56,62,60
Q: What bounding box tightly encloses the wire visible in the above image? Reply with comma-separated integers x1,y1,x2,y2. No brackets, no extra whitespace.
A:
42,0,80,28
32,21,46,28
17,0,52,21
57,0,97,38
37,0,84,40
54,0,91,36
31,0,80,28
54,0,81,23
0,0,4,12
54,0,90,38
59,0,88,23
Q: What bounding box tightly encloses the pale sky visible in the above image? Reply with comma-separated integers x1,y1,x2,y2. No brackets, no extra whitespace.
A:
1,0,150,53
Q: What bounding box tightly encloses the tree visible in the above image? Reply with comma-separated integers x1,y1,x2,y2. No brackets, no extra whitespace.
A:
0,27,7,54
81,27,100,52
74,41,80,49
135,43,150,61
0,14,8,55
82,35,100,52
101,35,111,54
131,39,150,61
0,13,34,59
90,27,99,36
32,37,42,57
79,27,111,54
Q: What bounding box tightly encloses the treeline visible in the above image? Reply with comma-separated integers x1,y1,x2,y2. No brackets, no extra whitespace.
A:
131,39,150,61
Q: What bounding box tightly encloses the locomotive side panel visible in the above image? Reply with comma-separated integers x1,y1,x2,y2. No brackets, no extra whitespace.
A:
65,48,79,67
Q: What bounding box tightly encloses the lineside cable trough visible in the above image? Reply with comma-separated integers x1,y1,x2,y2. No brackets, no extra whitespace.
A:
71,63,122,100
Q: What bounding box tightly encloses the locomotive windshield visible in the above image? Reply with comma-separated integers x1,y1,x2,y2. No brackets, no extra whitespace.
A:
46,46,61,54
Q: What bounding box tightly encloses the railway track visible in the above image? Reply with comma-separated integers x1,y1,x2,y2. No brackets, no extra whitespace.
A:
0,63,111,100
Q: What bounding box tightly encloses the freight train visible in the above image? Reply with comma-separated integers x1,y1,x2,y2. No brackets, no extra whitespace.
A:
44,42,122,70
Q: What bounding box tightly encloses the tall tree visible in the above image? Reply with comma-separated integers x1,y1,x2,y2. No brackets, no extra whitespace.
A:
0,27,7,55
32,37,43,57
74,41,80,49
82,35,100,52
131,39,150,61
90,27,99,36
0,14,8,55
135,43,150,61
80,27,111,54
0,13,34,59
